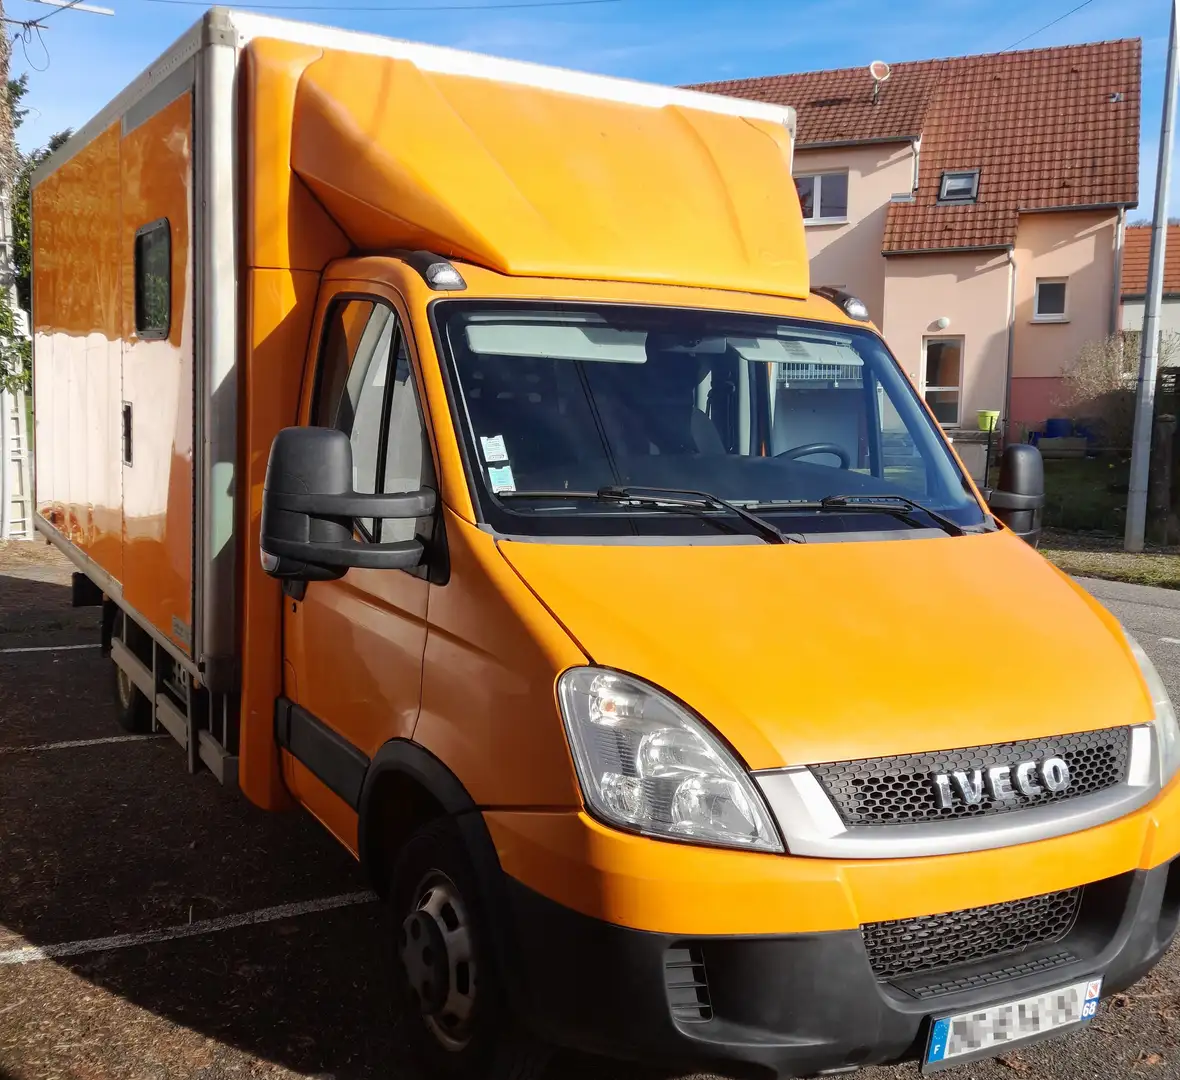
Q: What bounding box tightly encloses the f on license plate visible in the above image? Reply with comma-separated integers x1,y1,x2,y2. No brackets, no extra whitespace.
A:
924,977,1102,1071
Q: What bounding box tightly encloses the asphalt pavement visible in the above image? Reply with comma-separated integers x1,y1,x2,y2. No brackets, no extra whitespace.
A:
2,542,1180,1080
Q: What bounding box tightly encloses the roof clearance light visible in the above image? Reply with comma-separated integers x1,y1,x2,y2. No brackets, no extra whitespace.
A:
425,261,467,291
843,297,869,321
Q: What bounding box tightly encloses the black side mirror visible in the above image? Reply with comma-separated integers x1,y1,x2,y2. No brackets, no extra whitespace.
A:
987,443,1044,548
260,427,436,581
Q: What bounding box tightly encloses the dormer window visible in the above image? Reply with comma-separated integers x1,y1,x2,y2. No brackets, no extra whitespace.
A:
938,169,980,203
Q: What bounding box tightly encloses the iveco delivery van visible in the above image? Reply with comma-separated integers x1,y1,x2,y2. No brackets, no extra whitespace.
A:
31,8,1180,1078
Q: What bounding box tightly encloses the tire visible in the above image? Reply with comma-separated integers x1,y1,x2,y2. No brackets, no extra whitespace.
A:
112,659,152,734
390,817,550,1080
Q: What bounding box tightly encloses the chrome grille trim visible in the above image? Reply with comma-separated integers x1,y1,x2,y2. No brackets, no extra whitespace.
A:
813,727,1131,826
754,724,1157,859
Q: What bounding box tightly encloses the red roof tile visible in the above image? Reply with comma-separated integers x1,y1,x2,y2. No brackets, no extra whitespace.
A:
690,40,1140,254
1120,224,1180,296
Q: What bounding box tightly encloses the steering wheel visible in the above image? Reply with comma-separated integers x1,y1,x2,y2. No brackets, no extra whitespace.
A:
775,442,851,469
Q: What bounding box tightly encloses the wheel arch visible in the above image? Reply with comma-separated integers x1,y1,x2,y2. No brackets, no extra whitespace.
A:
358,739,524,1008
358,739,499,899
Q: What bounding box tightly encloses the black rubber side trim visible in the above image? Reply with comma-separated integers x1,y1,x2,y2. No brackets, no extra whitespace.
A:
274,697,370,810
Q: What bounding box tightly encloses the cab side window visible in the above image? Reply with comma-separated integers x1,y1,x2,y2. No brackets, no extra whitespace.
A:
312,297,432,545
382,332,430,544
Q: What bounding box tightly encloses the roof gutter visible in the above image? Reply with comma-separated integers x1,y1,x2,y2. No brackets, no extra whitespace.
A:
797,135,920,151
1016,201,1137,214
882,244,1014,257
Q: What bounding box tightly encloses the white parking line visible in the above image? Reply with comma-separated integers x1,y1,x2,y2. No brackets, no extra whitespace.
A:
0,891,378,966
0,643,99,655
1162,637,1180,646
0,734,167,755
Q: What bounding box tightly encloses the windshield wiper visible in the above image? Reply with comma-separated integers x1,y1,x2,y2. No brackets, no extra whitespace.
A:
600,486,803,544
745,494,965,537
499,486,804,544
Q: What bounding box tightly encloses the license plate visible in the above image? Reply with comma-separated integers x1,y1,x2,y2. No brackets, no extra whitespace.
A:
923,977,1102,1072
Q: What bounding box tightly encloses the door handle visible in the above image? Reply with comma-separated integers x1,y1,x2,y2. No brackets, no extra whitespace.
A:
122,402,133,466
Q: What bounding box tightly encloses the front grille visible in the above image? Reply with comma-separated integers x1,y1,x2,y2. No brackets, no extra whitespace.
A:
903,949,1081,999
811,727,1131,826
861,887,1082,983
665,946,712,1023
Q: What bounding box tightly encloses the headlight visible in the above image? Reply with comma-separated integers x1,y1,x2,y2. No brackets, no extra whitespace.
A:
557,668,783,853
1125,630,1180,784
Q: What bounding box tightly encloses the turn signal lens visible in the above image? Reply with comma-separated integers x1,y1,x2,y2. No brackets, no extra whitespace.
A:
1125,630,1180,784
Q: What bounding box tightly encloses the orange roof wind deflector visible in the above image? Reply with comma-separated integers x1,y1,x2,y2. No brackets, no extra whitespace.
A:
288,47,810,298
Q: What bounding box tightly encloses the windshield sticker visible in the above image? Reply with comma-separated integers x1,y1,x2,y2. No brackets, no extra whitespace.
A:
488,465,516,493
480,434,509,463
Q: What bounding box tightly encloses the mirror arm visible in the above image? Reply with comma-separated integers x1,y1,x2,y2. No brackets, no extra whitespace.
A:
264,536,425,570
987,491,1043,511
268,488,436,520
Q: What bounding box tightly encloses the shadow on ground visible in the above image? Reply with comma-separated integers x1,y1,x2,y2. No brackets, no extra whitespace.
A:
0,569,675,1080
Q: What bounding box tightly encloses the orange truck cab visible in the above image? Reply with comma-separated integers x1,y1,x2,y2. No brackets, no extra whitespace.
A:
31,8,1180,1079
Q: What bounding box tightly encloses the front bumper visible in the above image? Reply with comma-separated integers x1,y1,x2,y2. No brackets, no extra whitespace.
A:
501,858,1180,1078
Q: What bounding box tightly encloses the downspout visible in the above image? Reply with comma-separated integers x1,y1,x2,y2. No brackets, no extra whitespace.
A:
1110,207,1126,335
1002,247,1017,445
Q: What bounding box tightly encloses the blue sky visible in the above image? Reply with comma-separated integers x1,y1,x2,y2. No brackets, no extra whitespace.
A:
8,0,1177,215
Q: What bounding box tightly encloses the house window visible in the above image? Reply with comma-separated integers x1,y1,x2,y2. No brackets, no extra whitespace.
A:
1034,278,1068,321
794,171,848,223
922,337,963,426
938,170,979,203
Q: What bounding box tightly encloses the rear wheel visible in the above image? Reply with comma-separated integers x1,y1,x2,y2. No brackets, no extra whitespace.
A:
390,818,548,1080
112,623,152,734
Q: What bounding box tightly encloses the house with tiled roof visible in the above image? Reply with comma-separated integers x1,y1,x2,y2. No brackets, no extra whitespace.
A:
1121,224,1180,342
692,38,1140,443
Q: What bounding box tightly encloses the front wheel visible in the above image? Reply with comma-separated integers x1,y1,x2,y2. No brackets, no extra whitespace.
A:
390,818,549,1080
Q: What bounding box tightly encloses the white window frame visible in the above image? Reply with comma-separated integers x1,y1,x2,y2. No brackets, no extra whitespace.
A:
795,170,849,225
921,335,964,428
938,169,979,203
1033,277,1069,323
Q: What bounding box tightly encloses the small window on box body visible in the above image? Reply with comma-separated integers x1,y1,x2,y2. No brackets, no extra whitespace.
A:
938,170,979,203
134,219,171,339
1034,278,1068,321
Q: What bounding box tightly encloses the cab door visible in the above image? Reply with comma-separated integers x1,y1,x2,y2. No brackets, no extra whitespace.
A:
279,279,436,849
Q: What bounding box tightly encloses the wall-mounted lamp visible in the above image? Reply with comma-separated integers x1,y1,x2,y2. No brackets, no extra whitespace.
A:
935,316,951,330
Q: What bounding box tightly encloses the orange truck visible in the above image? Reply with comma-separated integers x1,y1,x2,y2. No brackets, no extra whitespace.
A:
31,7,1180,1079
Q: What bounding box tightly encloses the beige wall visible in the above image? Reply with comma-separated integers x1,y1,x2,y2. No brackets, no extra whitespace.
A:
1009,211,1118,432
794,141,915,325
882,251,1012,430
1121,296,1180,338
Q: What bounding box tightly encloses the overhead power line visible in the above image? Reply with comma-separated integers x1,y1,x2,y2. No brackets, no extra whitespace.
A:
135,0,622,10
1004,0,1095,51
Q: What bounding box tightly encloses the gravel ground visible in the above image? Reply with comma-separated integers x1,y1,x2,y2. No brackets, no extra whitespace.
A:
2,540,1180,1080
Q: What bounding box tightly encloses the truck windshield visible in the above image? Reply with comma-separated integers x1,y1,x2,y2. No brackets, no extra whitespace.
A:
434,301,987,539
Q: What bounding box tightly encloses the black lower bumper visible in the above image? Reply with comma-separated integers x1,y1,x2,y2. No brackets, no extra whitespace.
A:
500,859,1180,1078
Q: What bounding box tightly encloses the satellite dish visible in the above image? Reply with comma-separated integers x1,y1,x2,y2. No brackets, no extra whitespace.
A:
869,59,892,82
